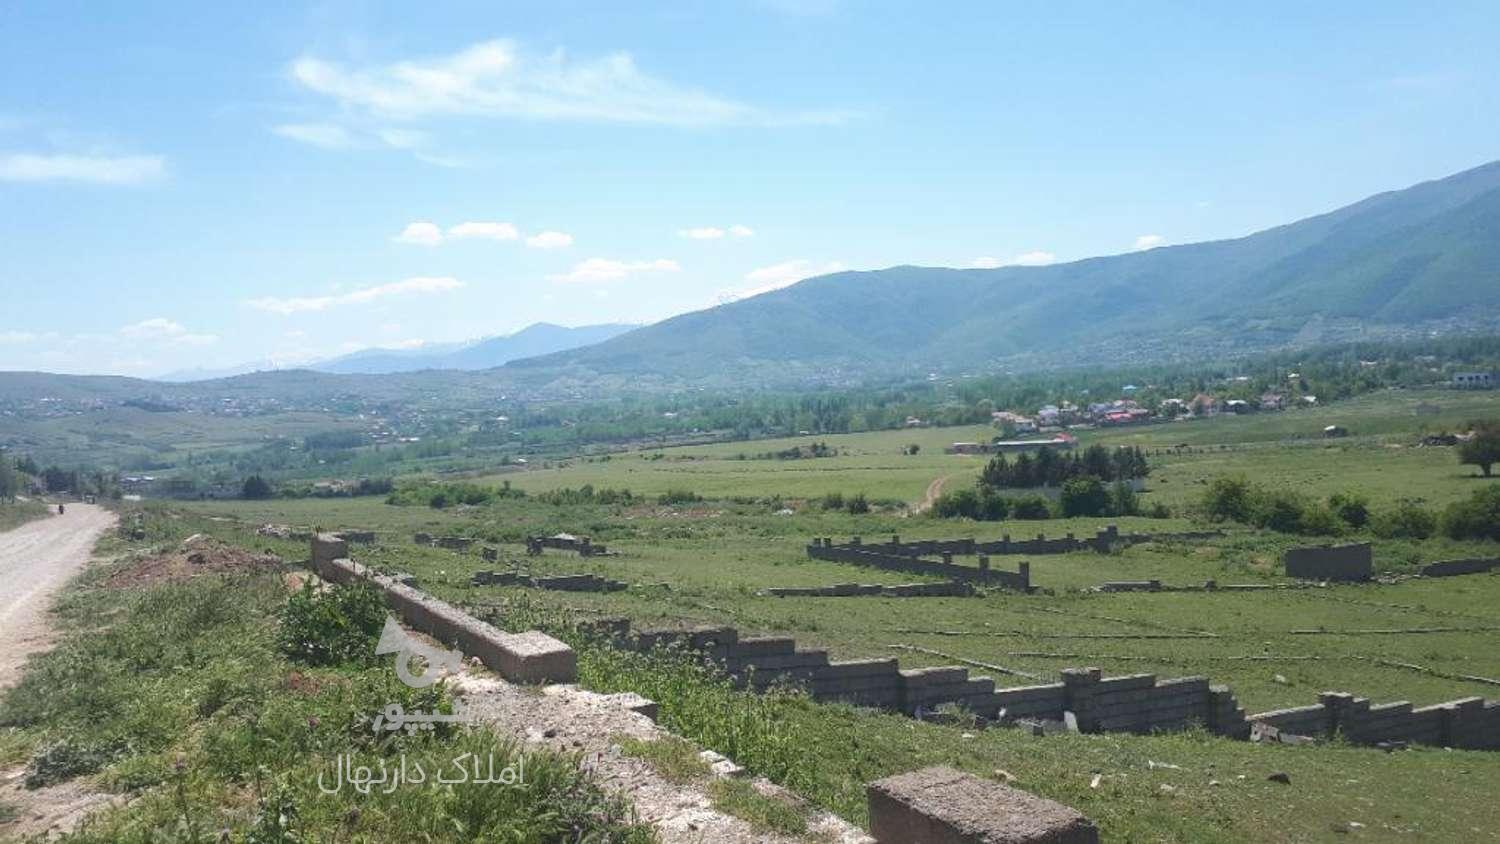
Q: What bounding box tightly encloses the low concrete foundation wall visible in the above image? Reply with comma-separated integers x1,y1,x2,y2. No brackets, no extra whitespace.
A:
807,541,1031,590
762,581,975,598
1249,692,1500,749
1421,558,1500,577
311,535,576,685
472,570,628,592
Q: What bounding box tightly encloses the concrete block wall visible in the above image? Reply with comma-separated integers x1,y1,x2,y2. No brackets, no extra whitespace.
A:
762,581,975,598
806,540,1031,590
471,570,628,592
591,614,1500,750
1421,557,1500,577
858,527,1223,559
310,535,577,685
1283,543,1373,581
1247,692,1500,750
527,535,608,556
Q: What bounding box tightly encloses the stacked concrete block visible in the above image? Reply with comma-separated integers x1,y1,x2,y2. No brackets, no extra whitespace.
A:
435,536,475,551
1091,675,1211,733
1208,685,1250,739
413,532,433,545
337,530,377,544
806,542,1031,590
481,546,499,562
1247,703,1331,737
310,537,576,685
992,682,1069,721
900,668,999,717
866,766,1099,844
311,533,349,570
811,659,903,709
1099,580,1162,592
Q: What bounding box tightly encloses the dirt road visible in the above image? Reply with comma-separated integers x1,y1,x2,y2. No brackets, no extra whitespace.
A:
0,503,116,690
910,473,955,515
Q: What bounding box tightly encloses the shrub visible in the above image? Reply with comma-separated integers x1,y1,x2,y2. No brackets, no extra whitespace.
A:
1060,477,1108,517
1296,503,1344,536
1201,475,1255,522
277,582,387,666
1146,502,1172,519
1371,501,1437,540
659,488,703,505
1328,492,1370,528
1441,486,1500,541
931,487,1008,521
819,492,845,511
845,492,870,514
241,474,273,500
1010,496,1053,520
1109,480,1140,517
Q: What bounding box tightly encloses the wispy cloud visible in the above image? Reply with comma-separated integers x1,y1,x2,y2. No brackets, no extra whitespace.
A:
679,224,754,240
720,259,845,301
0,152,164,185
970,251,1056,269
526,230,573,249
271,123,358,149
394,220,571,248
119,318,218,345
549,258,679,284
448,221,519,241
1133,234,1165,251
244,276,465,314
288,39,854,128
394,221,445,246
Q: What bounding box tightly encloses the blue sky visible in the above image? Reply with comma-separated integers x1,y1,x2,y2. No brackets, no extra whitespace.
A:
2,1,1498,376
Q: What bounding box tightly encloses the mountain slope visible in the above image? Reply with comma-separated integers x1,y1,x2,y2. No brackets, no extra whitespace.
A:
311,323,637,374
513,160,1500,380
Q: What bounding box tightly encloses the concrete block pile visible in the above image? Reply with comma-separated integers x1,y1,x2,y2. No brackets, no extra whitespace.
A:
867,766,1099,844
762,581,975,598
471,570,628,592
806,538,1031,590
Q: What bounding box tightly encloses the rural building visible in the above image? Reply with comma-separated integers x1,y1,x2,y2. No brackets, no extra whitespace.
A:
1453,371,1496,390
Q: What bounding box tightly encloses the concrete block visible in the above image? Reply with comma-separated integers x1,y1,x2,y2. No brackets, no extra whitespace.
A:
867,766,1099,844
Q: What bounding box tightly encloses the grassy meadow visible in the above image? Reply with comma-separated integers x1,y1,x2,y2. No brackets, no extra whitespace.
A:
118,385,1500,840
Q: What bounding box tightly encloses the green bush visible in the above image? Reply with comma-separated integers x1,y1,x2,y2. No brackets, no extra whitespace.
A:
1441,486,1500,541
845,492,870,514
659,488,703,505
277,582,387,666
1010,496,1053,520
931,487,1009,521
1201,475,1255,522
1060,477,1108,517
1371,501,1437,540
1328,492,1370,528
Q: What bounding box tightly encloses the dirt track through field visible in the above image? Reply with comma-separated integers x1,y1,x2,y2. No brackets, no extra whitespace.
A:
911,472,954,515
0,503,116,690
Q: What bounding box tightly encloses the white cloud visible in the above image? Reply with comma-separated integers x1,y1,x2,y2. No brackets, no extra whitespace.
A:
970,251,1055,269
272,123,358,149
394,221,444,246
526,230,573,249
549,258,680,284
679,224,754,240
448,221,519,241
1012,251,1056,266
0,331,42,344
0,152,164,185
244,276,465,314
1134,234,1166,251
721,259,845,301
119,318,218,346
289,39,852,127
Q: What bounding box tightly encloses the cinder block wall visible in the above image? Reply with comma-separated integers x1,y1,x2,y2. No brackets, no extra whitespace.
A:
1283,543,1373,581
1421,557,1500,577
806,541,1031,590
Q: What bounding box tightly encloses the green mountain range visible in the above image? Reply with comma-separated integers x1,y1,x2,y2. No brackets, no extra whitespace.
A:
512,160,1500,382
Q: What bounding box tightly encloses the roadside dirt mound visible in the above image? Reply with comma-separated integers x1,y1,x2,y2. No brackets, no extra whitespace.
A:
104,535,283,587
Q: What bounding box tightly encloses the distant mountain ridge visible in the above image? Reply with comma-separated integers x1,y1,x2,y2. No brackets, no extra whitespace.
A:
158,322,637,381
310,322,637,375
511,160,1500,380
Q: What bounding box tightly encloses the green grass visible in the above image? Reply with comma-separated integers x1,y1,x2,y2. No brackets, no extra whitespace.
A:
0,498,49,532
707,779,809,837
616,735,711,784
0,549,653,843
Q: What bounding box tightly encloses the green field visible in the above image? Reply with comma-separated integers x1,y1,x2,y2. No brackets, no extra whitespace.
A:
140,386,1500,840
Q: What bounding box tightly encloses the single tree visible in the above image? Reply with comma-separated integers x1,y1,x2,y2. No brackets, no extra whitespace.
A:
1458,421,1500,477
242,474,274,500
